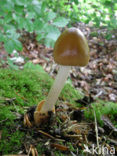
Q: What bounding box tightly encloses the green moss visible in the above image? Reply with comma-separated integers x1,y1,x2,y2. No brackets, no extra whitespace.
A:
0,69,52,107
0,106,15,121
0,67,81,154
37,143,45,154
0,66,116,154
0,68,80,107
84,100,117,126
61,82,82,105
0,129,24,154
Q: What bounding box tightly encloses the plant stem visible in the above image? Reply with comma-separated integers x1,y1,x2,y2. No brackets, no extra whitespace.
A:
41,66,71,113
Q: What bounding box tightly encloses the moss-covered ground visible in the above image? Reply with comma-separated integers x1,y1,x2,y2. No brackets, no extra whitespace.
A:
0,67,117,155
0,67,81,155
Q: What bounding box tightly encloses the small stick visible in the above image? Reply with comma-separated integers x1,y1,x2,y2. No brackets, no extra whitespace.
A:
38,130,65,142
94,110,100,154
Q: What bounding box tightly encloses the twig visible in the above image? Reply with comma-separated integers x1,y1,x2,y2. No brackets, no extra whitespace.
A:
38,130,65,142
0,118,8,123
93,110,100,154
64,134,82,138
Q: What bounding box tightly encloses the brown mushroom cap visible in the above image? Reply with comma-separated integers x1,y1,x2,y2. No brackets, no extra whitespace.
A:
53,27,90,66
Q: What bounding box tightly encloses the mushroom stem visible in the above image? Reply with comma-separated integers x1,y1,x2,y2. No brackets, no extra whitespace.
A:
41,66,71,113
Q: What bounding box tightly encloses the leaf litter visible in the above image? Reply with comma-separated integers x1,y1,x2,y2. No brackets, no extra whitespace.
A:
17,24,117,102
14,100,117,155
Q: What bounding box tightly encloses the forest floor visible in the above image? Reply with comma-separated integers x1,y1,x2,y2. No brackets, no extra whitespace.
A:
0,23,117,155
1,23,117,102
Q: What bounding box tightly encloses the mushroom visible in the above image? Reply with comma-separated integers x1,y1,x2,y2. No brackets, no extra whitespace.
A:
24,27,90,127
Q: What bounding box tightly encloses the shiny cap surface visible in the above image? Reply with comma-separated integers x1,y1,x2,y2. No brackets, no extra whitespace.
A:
53,27,90,66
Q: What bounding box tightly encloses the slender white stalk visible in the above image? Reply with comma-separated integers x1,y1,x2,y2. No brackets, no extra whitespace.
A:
41,66,71,113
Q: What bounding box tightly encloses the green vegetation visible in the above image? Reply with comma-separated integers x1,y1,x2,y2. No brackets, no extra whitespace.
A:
0,0,116,154
0,65,80,108
0,65,117,154
0,130,24,154
47,0,117,29
0,66,80,154
0,0,116,55
84,100,117,126
0,0,69,53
